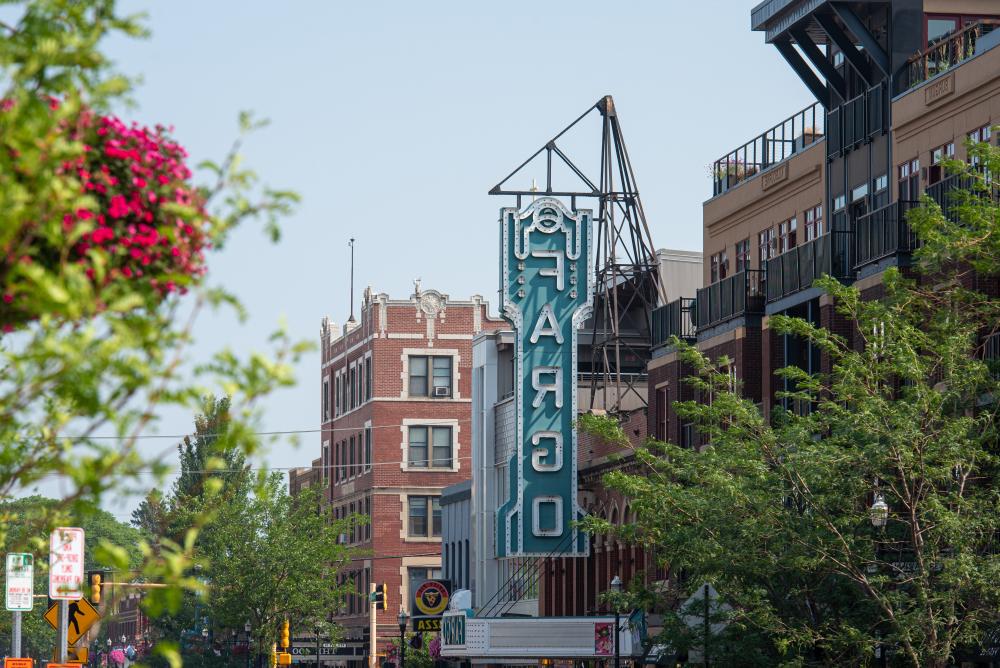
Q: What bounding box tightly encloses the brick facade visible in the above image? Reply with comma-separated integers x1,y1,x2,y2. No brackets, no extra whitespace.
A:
296,286,503,662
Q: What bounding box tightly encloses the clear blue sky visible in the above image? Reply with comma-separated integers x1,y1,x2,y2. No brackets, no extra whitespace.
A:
86,0,813,517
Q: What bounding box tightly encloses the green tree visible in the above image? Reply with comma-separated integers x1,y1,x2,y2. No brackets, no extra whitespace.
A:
0,2,304,665
583,136,1000,667
207,480,356,658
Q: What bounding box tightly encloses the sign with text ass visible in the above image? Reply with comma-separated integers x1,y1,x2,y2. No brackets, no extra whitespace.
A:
496,198,592,557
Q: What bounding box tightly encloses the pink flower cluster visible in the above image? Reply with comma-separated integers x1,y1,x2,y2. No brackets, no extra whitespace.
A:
58,111,209,296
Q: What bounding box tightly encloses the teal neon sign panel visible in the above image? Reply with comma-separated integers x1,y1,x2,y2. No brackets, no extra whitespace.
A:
497,198,592,558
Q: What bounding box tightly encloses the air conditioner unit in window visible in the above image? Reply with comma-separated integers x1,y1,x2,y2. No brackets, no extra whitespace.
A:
433,386,450,397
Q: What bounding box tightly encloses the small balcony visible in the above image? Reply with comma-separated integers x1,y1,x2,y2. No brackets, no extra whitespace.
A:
766,231,852,303
711,102,825,196
896,20,1000,95
853,200,921,270
651,298,696,349
826,83,885,158
695,270,766,330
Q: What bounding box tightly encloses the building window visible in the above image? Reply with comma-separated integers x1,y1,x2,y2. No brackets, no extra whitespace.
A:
365,355,373,401
349,436,356,479
654,387,668,441
364,426,372,472
833,194,846,212
334,374,342,417
804,205,823,241
778,218,797,254
408,496,442,537
929,142,954,185
709,251,728,284
322,378,330,421
898,159,920,201
872,174,889,209
735,239,750,273
409,355,453,397
407,425,454,468
364,496,371,542
969,124,994,171
758,227,776,265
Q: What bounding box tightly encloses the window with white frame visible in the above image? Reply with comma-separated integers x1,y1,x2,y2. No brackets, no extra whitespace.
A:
778,217,797,254
407,496,442,538
804,205,823,241
408,355,453,398
407,425,454,468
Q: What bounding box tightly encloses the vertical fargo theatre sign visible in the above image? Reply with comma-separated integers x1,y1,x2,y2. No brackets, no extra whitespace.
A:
497,198,592,557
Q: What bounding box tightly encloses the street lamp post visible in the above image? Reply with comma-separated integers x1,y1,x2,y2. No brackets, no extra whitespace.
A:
610,576,622,668
315,626,321,668
245,622,252,668
397,610,408,668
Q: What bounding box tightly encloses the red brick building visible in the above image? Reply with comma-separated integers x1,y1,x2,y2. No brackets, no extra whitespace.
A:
294,284,503,665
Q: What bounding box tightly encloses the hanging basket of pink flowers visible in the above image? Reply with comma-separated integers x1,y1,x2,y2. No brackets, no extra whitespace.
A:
1,101,209,328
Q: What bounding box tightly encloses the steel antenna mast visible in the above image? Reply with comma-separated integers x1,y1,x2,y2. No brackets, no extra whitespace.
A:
490,95,663,414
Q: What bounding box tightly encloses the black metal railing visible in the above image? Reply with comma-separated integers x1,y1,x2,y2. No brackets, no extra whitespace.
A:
826,83,885,158
925,173,977,219
651,297,697,348
696,270,766,330
765,231,852,303
984,333,1000,379
896,20,1000,95
854,200,921,269
712,102,825,196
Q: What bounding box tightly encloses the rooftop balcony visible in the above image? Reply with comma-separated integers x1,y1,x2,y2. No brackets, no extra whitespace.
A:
711,101,825,196
695,270,766,331
650,298,697,349
766,230,852,304
896,19,1000,95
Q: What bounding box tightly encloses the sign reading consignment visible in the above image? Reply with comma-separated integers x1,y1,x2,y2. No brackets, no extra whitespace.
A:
496,197,592,557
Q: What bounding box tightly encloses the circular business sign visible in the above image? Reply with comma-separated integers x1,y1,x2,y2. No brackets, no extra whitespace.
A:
413,580,449,616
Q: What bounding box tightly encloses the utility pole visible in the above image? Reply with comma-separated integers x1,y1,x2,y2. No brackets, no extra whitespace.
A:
369,582,376,668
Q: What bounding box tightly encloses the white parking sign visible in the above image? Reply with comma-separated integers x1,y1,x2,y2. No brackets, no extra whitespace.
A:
5,553,34,611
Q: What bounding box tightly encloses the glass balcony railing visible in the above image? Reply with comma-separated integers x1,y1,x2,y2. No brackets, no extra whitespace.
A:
711,102,825,196
651,298,697,349
766,231,852,303
695,270,766,329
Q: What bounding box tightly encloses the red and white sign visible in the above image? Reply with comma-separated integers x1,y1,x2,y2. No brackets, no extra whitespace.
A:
48,527,84,600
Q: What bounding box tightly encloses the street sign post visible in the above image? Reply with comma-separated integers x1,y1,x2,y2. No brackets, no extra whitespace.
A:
49,527,84,665
6,554,34,611
6,553,33,658
44,597,101,644
49,528,84,600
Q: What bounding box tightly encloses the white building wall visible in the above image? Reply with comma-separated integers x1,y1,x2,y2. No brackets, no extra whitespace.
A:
657,248,703,304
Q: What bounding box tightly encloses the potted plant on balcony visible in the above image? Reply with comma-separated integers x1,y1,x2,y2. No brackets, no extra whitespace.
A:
709,159,758,190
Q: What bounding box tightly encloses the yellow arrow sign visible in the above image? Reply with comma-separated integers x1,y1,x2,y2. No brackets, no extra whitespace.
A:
43,599,101,644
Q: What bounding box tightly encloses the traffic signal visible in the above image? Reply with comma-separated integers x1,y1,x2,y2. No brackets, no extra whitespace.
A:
280,619,290,649
89,571,103,604
372,582,387,610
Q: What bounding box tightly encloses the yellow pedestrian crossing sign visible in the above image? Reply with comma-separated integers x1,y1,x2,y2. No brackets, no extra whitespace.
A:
44,598,101,644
